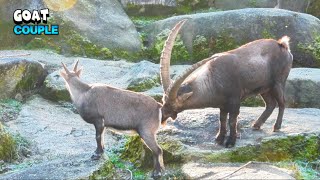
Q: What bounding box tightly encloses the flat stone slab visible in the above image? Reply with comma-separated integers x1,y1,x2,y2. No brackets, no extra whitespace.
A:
182,162,294,179
158,107,320,155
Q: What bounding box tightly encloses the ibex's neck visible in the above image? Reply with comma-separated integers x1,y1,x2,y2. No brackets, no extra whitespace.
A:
66,77,91,102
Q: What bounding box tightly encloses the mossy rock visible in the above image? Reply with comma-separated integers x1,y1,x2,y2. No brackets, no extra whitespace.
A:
127,76,160,92
40,75,71,102
120,135,185,169
204,134,320,163
0,59,46,100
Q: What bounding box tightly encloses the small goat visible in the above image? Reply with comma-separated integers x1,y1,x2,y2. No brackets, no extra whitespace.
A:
60,61,164,176
160,20,293,147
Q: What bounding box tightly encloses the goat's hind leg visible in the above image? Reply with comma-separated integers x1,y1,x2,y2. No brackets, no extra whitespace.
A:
215,109,228,145
272,83,285,132
139,130,164,177
92,119,106,160
252,92,277,130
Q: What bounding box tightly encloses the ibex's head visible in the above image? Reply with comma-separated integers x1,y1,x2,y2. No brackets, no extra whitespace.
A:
60,60,82,82
160,19,212,122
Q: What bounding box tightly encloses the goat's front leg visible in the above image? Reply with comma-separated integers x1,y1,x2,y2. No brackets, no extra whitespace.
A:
215,109,228,145
139,130,164,177
92,119,105,160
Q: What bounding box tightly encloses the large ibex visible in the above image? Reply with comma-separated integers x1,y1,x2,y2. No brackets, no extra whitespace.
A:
160,20,293,147
60,61,164,177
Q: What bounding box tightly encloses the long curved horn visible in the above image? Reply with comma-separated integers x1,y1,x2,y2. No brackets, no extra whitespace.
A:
166,56,213,102
160,19,188,92
61,62,71,74
73,60,79,72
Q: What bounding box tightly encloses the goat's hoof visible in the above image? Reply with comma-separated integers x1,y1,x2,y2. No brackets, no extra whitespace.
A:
225,138,236,148
152,170,164,178
215,136,225,145
273,128,281,132
252,124,261,130
91,153,102,160
151,168,165,179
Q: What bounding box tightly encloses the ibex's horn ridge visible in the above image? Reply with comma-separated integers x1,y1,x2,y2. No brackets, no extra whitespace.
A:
160,19,188,93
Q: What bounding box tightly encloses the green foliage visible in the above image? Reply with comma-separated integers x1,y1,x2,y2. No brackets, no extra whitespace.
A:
90,136,148,180
0,99,22,122
192,35,210,62
148,29,191,64
0,123,17,162
241,96,265,107
211,34,239,54
306,0,320,18
261,29,275,39
299,35,320,66
249,0,258,7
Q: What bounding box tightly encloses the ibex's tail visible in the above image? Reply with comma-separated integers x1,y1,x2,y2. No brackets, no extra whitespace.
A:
278,36,291,52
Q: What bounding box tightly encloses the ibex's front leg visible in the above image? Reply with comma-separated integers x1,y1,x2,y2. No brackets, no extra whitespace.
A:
92,119,105,160
139,130,164,177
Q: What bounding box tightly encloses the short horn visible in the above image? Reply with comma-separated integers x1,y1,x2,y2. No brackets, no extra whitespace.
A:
73,60,79,72
160,19,189,93
61,62,70,74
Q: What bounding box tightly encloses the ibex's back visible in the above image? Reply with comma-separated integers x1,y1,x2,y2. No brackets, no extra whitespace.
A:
78,84,161,130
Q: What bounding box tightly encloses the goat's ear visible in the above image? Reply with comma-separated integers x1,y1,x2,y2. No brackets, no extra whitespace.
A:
177,92,193,102
60,70,67,79
76,68,82,77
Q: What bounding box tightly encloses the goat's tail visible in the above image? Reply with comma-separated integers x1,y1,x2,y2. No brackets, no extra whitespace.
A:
278,36,291,51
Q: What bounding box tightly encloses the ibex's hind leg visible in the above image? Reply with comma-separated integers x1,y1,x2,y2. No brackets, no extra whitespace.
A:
225,102,240,148
139,131,164,177
252,92,277,130
272,83,285,131
92,119,105,160
215,109,228,145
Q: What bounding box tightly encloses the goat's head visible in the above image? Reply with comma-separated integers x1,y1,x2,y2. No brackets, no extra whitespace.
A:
60,60,82,82
160,19,212,121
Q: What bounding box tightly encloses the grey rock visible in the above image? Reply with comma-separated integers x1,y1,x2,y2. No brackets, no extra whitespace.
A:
285,68,320,108
182,162,294,179
1,95,118,179
0,0,141,52
144,8,320,67
0,58,46,99
58,0,141,52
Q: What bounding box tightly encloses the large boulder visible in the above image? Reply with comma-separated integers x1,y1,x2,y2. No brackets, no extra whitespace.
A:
0,0,141,54
215,0,320,18
285,68,320,108
144,8,320,67
0,58,46,100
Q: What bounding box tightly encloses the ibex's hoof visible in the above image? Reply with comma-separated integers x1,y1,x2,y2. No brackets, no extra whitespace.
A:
152,168,165,178
273,128,281,132
91,153,102,160
225,137,236,148
215,136,225,145
252,124,261,130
